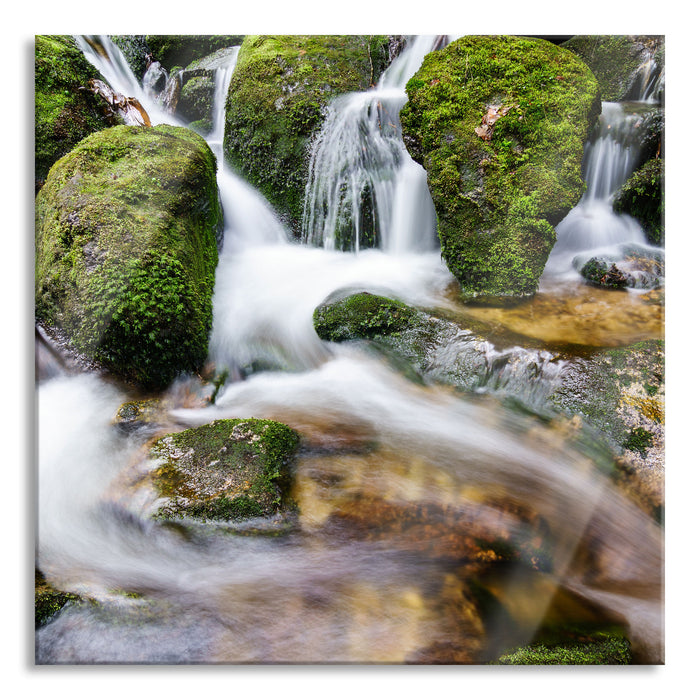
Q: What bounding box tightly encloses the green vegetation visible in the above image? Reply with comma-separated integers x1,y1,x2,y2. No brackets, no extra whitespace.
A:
613,158,664,245
145,35,244,72
35,569,79,628
562,35,663,101
223,35,394,236
35,124,223,390
623,427,654,456
313,292,420,342
401,35,600,301
495,630,631,664
35,35,121,191
151,418,300,522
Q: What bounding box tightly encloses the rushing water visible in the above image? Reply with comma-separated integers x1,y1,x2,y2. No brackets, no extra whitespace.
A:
35,36,664,664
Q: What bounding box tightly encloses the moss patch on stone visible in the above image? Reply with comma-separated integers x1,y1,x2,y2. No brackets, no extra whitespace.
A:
495,630,631,664
145,35,245,72
223,35,394,236
35,35,122,191
613,158,664,245
401,35,600,301
313,292,420,342
35,569,79,628
150,418,300,522
35,124,223,390
562,35,663,101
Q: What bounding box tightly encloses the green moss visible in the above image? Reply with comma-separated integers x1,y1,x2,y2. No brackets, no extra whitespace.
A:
495,631,631,664
623,427,654,456
313,292,420,342
562,35,663,101
178,75,215,123
223,35,394,236
35,124,223,390
401,35,600,301
35,35,122,190
145,35,245,71
151,418,300,522
35,570,79,628
613,158,664,245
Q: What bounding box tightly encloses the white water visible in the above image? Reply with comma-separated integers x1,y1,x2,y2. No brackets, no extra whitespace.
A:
544,102,649,278
35,36,664,664
302,36,451,253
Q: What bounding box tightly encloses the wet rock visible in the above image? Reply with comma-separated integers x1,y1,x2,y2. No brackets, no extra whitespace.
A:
547,339,664,514
223,35,396,236
35,569,79,628
35,124,223,391
613,158,664,246
575,244,664,290
149,418,300,523
35,35,123,191
562,35,664,102
401,35,600,301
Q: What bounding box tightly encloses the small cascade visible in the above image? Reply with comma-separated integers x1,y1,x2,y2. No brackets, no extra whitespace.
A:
302,36,451,254
544,104,652,279
209,49,240,152
142,60,169,100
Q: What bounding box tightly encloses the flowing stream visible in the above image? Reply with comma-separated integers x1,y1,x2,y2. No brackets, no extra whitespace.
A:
35,36,664,664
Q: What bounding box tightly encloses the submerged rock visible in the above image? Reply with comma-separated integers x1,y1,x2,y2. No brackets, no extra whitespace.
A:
547,339,665,514
575,244,664,290
149,418,300,523
400,35,600,302
35,124,223,390
35,35,123,191
223,35,396,236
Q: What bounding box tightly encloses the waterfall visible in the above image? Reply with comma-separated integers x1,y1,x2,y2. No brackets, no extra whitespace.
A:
302,36,452,254
35,35,663,665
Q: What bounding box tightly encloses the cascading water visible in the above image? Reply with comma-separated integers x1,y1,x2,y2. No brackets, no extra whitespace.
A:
35,36,663,665
302,36,452,253
544,48,665,281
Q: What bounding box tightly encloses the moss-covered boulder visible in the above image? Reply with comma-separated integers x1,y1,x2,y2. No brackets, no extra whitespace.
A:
562,35,664,102
35,124,223,390
313,292,421,342
35,35,123,191
150,418,300,522
613,158,664,245
177,75,216,124
223,35,395,235
401,35,600,302
145,35,245,73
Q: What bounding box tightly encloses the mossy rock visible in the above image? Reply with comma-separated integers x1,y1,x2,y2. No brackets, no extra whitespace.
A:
150,418,300,522
313,291,421,342
223,35,395,236
35,35,123,192
35,124,223,390
145,35,245,72
562,35,664,101
495,630,631,664
400,35,600,302
110,35,151,80
613,158,664,245
35,569,79,628
547,339,664,513
177,75,216,123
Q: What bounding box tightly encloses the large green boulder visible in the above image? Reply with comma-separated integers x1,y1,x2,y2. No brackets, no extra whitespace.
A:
35,35,122,191
150,418,300,523
35,124,223,390
223,35,395,236
401,35,600,302
562,35,664,102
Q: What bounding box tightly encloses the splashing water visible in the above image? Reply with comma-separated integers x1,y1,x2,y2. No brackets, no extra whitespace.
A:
302,36,453,253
